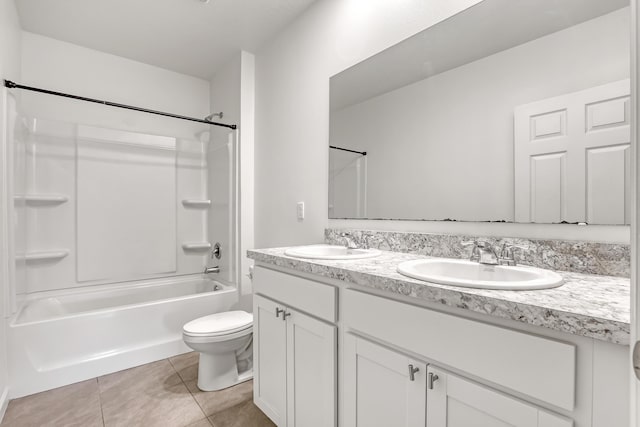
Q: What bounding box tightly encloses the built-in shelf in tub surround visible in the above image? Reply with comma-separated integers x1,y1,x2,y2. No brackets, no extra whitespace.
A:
182,242,212,251
14,194,69,205
247,247,630,345
325,229,630,278
181,199,211,208
17,250,70,262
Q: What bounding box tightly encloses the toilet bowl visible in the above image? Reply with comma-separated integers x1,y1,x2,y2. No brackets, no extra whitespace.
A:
182,310,253,391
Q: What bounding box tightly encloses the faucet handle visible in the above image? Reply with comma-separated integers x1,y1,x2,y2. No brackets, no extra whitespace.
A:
499,243,530,265
500,243,530,254
461,240,481,262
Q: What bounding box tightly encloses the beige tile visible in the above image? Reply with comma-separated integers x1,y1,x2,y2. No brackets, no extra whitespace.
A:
169,351,199,382
99,360,206,427
186,419,214,427
185,379,253,417
98,359,182,396
1,379,103,427
209,400,275,427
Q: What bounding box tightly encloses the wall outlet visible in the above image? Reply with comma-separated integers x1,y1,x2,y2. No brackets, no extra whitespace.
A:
297,202,305,220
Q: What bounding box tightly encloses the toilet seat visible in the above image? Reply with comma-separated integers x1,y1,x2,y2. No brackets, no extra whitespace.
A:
183,326,253,344
181,310,254,391
183,311,253,337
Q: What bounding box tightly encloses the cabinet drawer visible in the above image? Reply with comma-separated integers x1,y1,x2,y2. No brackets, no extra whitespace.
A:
254,266,337,322
343,289,576,411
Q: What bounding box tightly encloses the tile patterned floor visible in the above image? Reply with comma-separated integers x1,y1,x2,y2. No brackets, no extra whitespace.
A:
1,352,275,427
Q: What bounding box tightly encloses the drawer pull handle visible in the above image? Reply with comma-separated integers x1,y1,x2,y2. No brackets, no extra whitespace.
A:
275,308,284,318
408,364,419,381
428,372,439,389
283,311,292,320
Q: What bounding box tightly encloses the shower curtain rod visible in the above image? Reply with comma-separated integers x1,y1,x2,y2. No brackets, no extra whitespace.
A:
329,145,367,156
4,80,237,130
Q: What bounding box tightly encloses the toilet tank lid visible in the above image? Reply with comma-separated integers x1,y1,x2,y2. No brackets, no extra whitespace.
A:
183,311,253,335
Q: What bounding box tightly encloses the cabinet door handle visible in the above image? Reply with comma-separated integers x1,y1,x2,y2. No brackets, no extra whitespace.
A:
282,310,291,320
428,372,439,389
275,307,284,318
408,364,420,381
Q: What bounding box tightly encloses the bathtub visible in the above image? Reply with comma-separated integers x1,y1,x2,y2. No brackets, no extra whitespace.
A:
8,275,238,398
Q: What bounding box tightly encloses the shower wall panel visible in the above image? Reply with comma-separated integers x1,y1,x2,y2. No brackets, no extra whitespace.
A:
18,117,210,294
76,126,177,282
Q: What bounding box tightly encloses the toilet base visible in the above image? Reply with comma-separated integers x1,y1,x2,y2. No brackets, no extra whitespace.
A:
196,352,253,392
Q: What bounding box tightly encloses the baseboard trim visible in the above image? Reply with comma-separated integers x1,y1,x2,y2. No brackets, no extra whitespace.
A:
0,386,9,424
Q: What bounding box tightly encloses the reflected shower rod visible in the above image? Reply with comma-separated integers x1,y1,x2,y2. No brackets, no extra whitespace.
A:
329,145,367,156
4,80,237,130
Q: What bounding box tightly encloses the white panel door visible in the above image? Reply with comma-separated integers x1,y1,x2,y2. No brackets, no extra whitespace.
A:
286,309,336,427
426,366,572,427
514,79,630,224
254,295,287,426
343,334,426,427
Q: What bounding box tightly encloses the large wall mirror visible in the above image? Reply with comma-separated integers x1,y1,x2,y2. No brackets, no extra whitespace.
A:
328,0,630,224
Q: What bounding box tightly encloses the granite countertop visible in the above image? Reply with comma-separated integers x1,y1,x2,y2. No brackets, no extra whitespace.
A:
247,247,631,345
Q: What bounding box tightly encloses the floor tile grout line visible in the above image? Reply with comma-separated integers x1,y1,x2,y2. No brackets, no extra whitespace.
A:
167,357,213,425
95,377,107,427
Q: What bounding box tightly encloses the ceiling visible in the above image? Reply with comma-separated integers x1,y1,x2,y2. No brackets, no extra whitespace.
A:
15,0,317,79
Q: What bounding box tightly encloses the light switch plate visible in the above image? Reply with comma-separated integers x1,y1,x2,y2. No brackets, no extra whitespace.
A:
297,202,305,220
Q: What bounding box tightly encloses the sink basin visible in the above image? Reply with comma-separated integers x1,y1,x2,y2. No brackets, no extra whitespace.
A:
284,245,381,260
397,258,563,290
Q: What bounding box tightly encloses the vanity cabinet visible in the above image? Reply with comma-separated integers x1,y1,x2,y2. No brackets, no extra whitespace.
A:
253,267,337,427
426,366,572,427
343,334,427,427
252,265,628,427
253,295,287,425
343,333,571,427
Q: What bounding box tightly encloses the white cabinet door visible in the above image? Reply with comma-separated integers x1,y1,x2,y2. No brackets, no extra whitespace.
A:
343,334,426,427
426,366,572,427
514,79,630,224
254,295,288,426
286,309,337,427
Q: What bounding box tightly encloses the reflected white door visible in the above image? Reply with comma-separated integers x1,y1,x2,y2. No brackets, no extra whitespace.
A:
515,79,631,224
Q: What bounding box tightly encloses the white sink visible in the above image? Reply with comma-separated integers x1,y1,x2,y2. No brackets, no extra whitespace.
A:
397,258,563,290
284,244,381,260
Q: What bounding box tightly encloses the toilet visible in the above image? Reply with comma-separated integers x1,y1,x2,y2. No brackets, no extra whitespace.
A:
182,310,253,391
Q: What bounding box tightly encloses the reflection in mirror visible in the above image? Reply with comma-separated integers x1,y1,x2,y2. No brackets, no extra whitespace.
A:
329,0,630,224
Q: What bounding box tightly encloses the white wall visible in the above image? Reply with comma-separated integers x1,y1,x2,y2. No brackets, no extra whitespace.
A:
331,9,629,222
254,0,630,246
0,0,21,418
209,51,255,311
20,32,209,137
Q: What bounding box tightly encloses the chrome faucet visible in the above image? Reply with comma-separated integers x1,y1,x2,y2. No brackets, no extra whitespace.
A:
204,244,222,274
498,243,529,266
462,240,499,265
204,266,220,274
340,232,359,250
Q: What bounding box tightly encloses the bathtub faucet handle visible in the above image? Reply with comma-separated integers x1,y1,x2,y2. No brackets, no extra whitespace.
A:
212,243,222,259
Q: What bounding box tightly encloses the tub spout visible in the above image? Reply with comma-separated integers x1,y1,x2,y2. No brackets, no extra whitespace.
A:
204,266,220,274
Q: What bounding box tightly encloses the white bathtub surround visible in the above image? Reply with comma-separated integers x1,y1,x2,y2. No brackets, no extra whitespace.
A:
325,228,630,277
8,275,236,398
247,248,629,344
